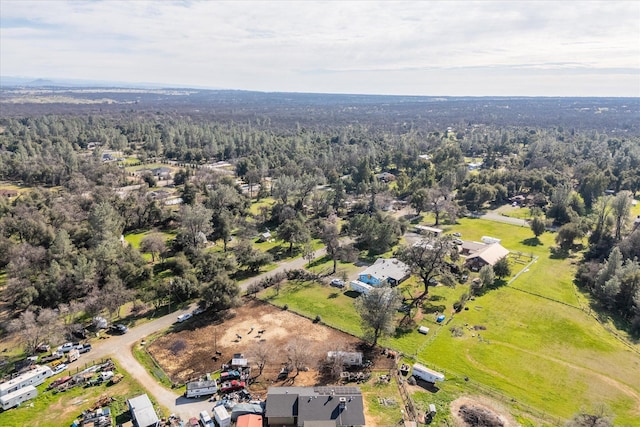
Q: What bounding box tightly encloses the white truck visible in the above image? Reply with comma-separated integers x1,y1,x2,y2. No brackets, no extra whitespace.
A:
412,363,445,383
184,379,218,398
0,385,38,410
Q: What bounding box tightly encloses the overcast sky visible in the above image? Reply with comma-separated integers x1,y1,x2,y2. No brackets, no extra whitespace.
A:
1,0,639,96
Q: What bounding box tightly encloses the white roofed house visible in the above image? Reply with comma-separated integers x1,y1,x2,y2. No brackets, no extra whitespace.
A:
357,258,410,287
464,243,510,271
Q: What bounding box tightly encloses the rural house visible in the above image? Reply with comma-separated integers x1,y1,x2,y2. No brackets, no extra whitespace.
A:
464,243,509,271
357,258,410,287
266,386,365,427
127,394,159,427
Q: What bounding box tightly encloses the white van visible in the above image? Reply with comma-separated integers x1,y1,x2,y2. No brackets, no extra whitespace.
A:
200,410,213,426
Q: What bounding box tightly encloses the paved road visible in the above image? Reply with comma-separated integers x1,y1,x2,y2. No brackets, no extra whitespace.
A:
469,211,529,227
75,245,331,420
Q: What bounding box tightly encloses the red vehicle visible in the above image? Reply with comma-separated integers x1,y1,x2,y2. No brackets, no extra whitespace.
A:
220,380,245,393
48,375,72,389
219,370,241,381
187,417,200,427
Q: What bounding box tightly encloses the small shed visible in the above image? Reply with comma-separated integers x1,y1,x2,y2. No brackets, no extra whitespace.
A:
214,405,231,427
127,394,159,427
258,231,272,242
418,326,430,335
232,353,248,368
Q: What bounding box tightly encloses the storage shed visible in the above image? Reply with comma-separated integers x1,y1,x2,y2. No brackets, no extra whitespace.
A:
418,326,430,335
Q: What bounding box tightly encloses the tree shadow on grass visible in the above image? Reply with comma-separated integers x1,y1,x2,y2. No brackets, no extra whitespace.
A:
343,290,361,299
521,237,542,246
308,254,330,268
472,278,507,297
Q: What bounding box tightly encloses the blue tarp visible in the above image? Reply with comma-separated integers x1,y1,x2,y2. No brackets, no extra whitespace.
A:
436,315,445,323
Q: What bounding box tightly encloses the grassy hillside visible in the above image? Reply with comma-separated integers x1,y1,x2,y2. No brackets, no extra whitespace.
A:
261,217,640,425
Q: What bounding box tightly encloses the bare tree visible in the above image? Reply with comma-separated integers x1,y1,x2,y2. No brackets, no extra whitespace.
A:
320,222,340,274
249,341,273,377
287,337,312,377
8,309,62,353
140,233,166,263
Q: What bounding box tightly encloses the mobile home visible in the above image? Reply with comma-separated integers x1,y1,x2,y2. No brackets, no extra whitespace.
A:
0,365,53,397
185,379,218,398
0,385,38,410
412,363,445,383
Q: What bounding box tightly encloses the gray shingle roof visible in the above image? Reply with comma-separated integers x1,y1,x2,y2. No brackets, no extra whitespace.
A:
267,387,365,427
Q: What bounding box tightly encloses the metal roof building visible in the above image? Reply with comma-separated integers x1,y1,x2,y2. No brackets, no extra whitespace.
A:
127,394,159,427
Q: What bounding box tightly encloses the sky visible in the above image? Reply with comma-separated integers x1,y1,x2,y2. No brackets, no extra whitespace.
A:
1,0,639,97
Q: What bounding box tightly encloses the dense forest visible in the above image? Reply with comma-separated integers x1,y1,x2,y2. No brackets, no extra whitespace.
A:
1,88,639,342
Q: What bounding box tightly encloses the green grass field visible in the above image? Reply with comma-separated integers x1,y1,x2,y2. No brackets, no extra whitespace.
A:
260,217,640,424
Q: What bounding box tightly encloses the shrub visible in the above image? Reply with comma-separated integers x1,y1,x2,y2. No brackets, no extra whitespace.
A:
314,315,322,323
283,304,289,311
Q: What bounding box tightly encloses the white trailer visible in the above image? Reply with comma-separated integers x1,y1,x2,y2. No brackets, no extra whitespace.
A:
0,365,53,397
349,280,373,295
412,363,445,383
185,379,218,398
327,351,363,366
0,385,38,410
214,405,231,427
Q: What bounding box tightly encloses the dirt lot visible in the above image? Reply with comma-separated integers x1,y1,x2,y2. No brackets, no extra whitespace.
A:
450,396,519,427
147,299,391,397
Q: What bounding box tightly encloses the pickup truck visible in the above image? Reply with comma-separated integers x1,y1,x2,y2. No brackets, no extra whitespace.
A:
75,343,92,354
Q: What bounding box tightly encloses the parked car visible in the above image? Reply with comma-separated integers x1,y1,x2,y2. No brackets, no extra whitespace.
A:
58,343,75,353
76,343,92,354
36,344,51,353
177,313,193,323
453,232,462,237
453,238,463,245
52,363,67,375
330,278,345,288
110,324,128,334
192,307,205,316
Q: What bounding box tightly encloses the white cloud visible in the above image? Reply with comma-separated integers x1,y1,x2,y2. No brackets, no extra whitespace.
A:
1,0,638,95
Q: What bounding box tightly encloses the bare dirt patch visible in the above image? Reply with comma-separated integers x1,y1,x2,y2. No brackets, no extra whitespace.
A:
451,396,519,427
147,299,389,397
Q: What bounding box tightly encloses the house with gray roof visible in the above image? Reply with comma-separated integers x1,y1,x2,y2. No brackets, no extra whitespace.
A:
358,258,410,287
266,386,365,427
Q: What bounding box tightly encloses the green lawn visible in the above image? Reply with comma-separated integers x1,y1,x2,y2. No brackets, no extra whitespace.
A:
493,204,534,220
259,218,640,424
